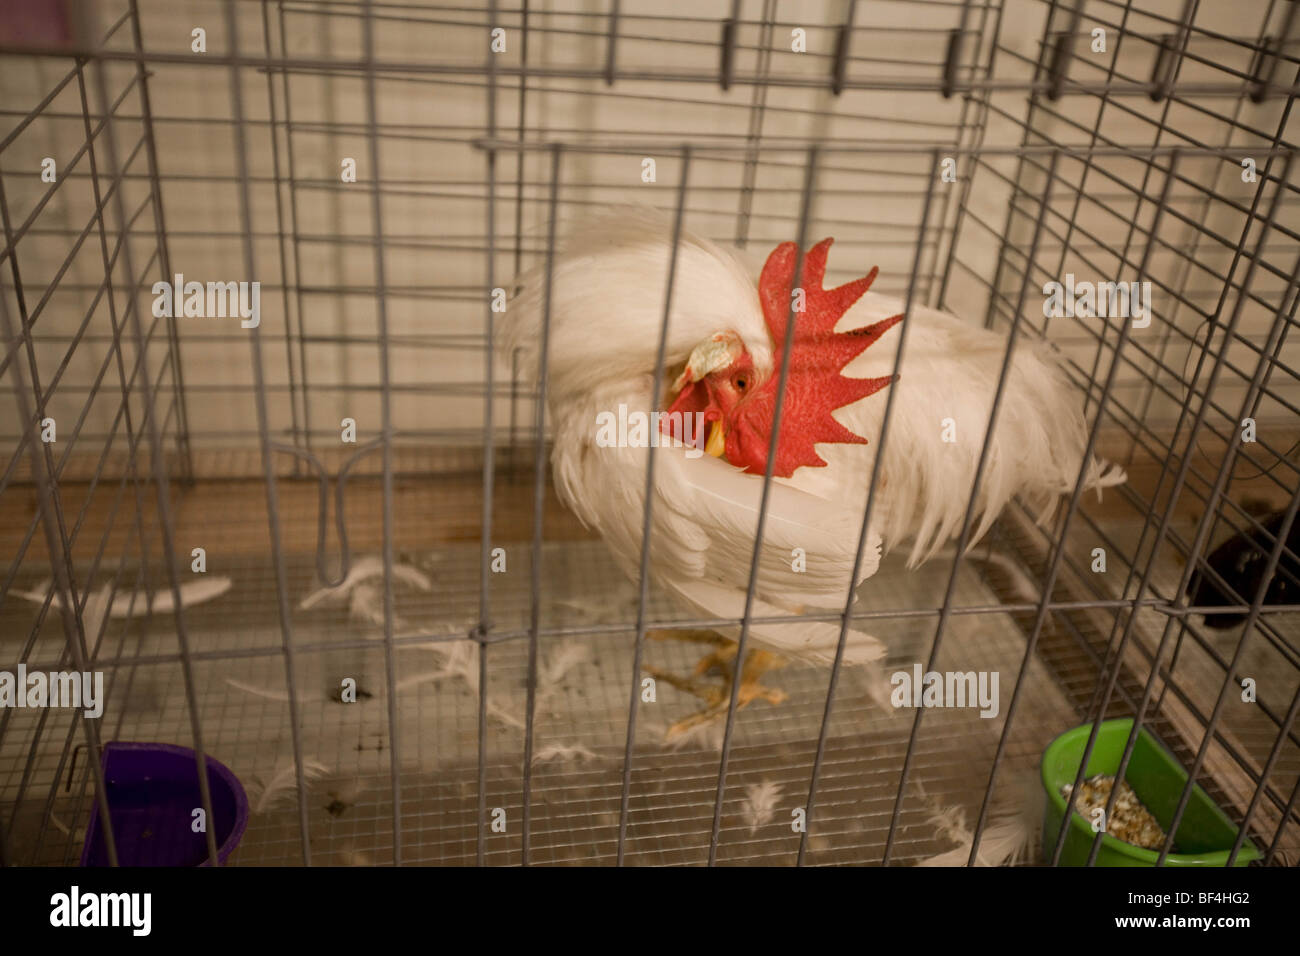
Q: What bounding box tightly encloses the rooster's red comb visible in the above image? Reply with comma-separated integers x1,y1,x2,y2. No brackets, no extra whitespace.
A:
743,238,901,477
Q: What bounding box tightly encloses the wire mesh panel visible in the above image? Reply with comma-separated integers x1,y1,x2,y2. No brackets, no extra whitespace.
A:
0,0,1297,869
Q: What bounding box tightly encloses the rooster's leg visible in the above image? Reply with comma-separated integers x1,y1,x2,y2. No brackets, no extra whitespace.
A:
644,634,789,741
647,627,738,680
647,628,747,677
642,664,722,704
738,649,789,707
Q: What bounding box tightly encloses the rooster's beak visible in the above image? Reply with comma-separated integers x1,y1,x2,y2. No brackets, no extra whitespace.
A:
704,421,726,458
667,331,743,459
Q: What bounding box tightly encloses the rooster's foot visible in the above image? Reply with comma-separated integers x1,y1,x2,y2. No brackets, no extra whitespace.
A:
644,634,789,742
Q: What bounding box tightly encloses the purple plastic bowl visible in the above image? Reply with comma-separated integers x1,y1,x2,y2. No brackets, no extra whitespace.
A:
80,742,249,867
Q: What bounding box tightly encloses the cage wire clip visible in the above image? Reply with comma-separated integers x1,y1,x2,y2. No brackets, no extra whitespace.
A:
1148,33,1179,102
1248,1,1296,103
719,17,738,90
1035,0,1083,101
269,438,385,588
1045,30,1074,101
941,29,962,99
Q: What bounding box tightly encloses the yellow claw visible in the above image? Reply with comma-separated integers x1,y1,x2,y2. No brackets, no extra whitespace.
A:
705,421,727,458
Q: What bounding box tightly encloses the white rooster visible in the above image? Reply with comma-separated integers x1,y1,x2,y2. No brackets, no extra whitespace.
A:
500,210,1122,731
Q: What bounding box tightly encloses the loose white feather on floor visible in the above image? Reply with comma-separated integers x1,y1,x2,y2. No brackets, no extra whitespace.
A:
394,639,526,730
247,758,331,814
915,772,1043,867
299,555,432,629
531,743,599,765
224,677,323,703
537,639,593,692
12,575,234,642
742,779,784,834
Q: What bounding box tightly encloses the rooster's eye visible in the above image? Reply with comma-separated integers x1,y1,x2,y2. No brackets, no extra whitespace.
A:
733,375,748,391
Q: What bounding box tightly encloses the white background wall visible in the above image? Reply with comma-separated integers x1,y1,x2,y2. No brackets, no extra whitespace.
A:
1,0,1295,471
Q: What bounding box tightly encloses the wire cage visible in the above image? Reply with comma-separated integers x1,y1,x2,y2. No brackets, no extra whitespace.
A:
0,0,1297,868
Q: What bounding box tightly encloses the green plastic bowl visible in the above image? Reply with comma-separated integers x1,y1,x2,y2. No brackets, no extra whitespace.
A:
1041,718,1260,866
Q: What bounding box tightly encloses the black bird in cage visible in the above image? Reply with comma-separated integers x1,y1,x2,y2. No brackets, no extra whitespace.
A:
1192,510,1300,629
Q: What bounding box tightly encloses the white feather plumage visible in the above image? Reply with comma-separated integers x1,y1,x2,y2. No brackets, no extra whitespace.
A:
915,815,1036,868
808,291,1126,567
247,758,331,814
299,555,432,629
915,772,1043,866
501,210,1122,663
224,677,316,703
741,779,784,835
531,742,599,764
13,575,233,627
538,639,592,689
